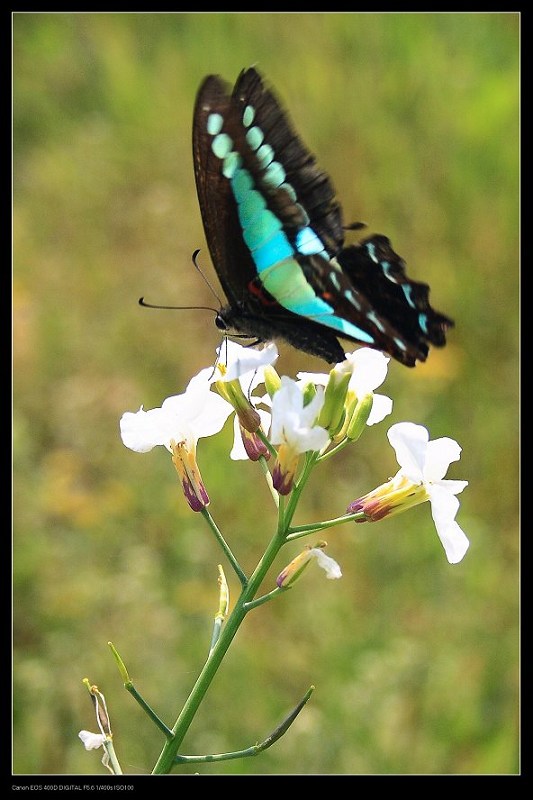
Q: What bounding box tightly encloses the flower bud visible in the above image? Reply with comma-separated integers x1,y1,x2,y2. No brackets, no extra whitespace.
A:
277,542,342,587
214,376,261,433
216,564,229,620
317,364,351,432
170,439,210,511
272,443,300,495
347,473,429,522
239,424,271,461
263,364,282,399
344,392,374,441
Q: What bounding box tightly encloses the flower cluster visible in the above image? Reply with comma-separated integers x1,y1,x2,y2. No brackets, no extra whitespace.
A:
119,342,469,566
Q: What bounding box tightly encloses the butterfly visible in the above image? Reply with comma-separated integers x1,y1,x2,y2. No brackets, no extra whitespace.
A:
192,68,453,367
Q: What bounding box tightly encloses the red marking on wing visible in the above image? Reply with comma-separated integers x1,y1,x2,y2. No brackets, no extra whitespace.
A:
247,278,279,307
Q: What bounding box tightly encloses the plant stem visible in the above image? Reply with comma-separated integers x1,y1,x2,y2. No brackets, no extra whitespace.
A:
286,512,365,541
151,525,288,774
201,508,247,586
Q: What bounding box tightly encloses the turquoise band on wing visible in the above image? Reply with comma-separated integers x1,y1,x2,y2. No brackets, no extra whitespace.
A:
206,111,375,347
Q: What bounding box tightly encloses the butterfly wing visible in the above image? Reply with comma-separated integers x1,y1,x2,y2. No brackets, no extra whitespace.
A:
193,69,349,362
193,74,257,310
287,235,453,366
335,235,453,363
230,68,345,257
193,68,453,366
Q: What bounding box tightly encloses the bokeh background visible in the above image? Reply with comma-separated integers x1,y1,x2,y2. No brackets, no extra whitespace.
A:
13,12,519,776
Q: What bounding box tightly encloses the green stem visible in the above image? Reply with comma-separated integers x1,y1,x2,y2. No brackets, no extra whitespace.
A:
256,427,278,459
283,452,318,528
124,683,173,738
201,508,247,587
103,738,123,775
152,447,325,774
244,585,287,610
173,685,314,764
151,524,289,774
208,617,224,655
258,454,279,507
317,437,350,461
286,512,365,541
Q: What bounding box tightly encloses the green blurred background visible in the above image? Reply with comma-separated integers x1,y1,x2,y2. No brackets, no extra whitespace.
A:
13,12,519,775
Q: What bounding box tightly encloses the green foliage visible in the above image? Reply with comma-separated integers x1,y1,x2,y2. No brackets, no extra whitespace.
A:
13,12,519,775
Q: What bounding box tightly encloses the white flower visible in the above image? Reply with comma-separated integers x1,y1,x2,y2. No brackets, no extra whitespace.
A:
389,422,469,563
269,377,330,495
298,348,392,430
342,349,392,425
120,369,233,454
348,422,469,564
203,341,277,438
78,730,106,750
120,369,234,510
214,340,278,382
270,377,329,454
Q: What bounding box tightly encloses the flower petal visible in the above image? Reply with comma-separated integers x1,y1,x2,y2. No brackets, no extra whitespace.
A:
296,370,329,387
184,367,216,393
432,518,470,564
78,730,105,750
162,389,233,440
269,378,303,443
193,393,235,438
270,381,329,452
312,548,342,579
216,341,278,381
423,436,463,482
388,422,429,481
120,406,173,452
345,348,390,392
436,479,469,496
428,484,470,563
299,425,331,452
367,393,393,426
299,385,326,428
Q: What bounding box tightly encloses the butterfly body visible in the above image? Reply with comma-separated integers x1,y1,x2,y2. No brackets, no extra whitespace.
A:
193,68,453,366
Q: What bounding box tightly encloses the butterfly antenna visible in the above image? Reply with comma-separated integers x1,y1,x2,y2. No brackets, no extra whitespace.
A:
138,297,219,313
139,250,226,314
192,249,224,306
